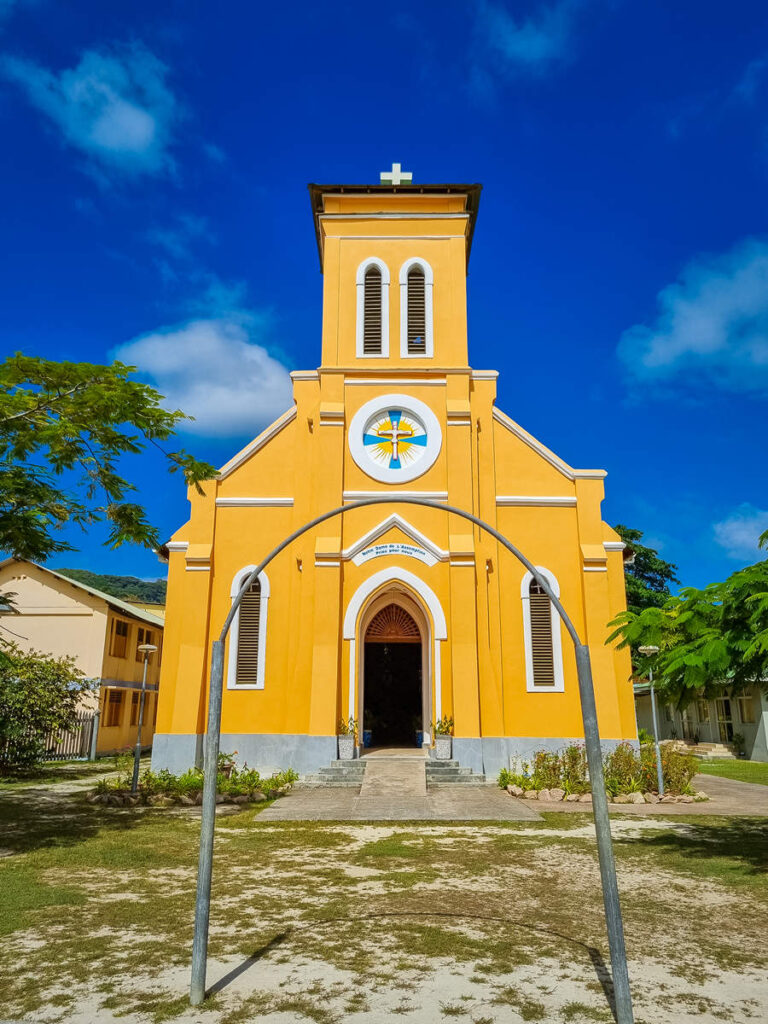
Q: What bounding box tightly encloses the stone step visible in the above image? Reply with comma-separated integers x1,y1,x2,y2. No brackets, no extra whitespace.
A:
300,779,363,788
427,775,487,785
425,766,473,778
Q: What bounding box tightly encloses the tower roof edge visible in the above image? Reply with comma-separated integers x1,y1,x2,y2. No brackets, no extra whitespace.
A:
307,182,482,271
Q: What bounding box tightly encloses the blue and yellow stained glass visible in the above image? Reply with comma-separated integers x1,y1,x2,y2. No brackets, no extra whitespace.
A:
362,409,428,470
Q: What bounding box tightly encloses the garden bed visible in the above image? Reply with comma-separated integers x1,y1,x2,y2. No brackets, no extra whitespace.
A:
499,742,708,803
87,752,298,809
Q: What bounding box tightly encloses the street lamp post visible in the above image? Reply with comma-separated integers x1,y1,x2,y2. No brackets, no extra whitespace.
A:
638,645,664,796
132,643,158,794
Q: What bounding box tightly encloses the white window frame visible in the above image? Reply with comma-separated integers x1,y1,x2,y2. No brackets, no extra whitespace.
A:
356,257,390,358
520,567,565,693
399,257,434,358
226,565,270,690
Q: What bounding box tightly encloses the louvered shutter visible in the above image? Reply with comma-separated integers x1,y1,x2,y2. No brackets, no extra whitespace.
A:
529,581,556,687
235,580,261,684
407,266,426,353
363,266,382,353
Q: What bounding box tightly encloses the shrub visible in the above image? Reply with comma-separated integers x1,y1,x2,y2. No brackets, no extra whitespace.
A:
637,727,653,745
603,742,641,796
0,644,94,771
531,750,562,790
639,745,698,794
560,744,589,794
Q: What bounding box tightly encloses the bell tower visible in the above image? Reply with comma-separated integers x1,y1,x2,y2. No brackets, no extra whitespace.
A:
309,169,481,370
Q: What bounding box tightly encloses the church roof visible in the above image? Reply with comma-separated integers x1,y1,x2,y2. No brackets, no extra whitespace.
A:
308,182,482,269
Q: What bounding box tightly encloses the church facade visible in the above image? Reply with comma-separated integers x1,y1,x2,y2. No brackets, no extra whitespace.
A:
152,174,636,778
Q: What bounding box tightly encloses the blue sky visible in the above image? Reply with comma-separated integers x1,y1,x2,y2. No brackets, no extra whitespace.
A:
2,0,767,588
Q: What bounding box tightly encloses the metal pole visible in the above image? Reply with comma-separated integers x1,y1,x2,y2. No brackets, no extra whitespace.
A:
648,667,664,796
575,644,634,1024
131,655,150,794
190,640,226,1006
187,497,633,1020
89,709,100,762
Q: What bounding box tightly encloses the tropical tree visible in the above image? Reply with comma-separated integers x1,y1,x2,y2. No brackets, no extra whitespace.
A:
608,557,768,707
0,354,216,561
613,524,679,612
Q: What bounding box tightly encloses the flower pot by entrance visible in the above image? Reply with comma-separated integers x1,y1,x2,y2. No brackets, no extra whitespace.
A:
338,735,356,760
435,735,452,760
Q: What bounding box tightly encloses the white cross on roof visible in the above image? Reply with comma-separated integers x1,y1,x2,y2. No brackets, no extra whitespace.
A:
380,162,413,185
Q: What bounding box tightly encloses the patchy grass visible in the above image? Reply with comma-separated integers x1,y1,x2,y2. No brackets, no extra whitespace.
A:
0,794,766,1023
697,759,768,786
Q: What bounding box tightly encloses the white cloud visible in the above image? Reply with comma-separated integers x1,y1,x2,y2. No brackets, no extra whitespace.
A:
713,504,768,559
2,42,178,177
114,313,293,438
618,238,768,393
475,0,593,75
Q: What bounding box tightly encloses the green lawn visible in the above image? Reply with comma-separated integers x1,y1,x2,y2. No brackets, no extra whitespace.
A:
697,759,768,786
0,759,111,790
0,790,766,1024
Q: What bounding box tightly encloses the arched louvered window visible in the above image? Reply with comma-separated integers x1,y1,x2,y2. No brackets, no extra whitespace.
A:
406,266,426,353
521,568,564,692
363,266,383,354
399,258,434,357
356,258,390,357
528,580,555,687
235,579,261,684
227,568,270,689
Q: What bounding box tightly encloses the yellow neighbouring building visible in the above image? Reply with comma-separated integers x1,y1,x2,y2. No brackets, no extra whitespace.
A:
152,171,636,778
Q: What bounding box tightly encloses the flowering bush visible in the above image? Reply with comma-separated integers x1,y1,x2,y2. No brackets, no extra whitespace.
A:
498,741,698,796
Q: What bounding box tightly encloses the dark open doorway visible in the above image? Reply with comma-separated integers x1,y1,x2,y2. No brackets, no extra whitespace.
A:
363,603,423,748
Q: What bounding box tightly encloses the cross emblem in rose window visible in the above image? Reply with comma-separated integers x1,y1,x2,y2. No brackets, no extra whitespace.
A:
363,410,427,469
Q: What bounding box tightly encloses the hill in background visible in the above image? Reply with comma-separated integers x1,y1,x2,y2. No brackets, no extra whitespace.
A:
56,568,167,605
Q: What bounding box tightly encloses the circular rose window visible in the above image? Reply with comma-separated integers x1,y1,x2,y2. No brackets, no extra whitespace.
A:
348,393,442,484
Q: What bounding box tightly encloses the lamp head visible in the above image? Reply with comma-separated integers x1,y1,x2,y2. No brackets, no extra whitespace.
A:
137,644,158,654
638,645,660,656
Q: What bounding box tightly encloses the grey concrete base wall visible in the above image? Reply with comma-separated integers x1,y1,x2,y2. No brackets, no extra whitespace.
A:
151,733,337,776
152,732,637,778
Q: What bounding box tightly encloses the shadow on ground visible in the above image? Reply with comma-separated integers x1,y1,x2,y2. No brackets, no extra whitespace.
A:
208,912,619,1021
618,817,768,876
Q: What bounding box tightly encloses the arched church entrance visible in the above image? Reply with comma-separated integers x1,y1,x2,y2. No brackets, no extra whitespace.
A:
361,592,427,749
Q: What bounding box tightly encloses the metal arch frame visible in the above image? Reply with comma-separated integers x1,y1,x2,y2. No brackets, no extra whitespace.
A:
189,497,634,1023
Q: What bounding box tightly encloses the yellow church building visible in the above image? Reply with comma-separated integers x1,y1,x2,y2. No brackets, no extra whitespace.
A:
152,169,636,778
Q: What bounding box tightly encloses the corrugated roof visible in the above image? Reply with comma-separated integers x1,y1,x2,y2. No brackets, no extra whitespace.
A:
0,558,165,628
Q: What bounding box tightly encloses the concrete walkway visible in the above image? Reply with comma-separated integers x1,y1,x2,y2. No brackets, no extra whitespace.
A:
260,755,538,821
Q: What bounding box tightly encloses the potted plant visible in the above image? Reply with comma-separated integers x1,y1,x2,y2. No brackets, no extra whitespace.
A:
732,732,747,758
431,716,454,760
337,718,358,760
218,751,238,779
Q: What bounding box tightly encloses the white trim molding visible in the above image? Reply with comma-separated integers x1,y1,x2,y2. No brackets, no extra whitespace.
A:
347,393,442,485
520,567,565,693
496,495,577,507
492,407,606,482
603,541,626,552
226,566,270,690
165,541,189,552
399,257,434,358
216,497,294,507
343,566,447,723
218,408,297,479
355,257,390,358
345,378,446,386
343,489,448,503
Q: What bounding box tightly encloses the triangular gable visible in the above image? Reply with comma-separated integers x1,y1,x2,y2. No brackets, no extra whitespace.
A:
492,407,606,481
217,406,297,480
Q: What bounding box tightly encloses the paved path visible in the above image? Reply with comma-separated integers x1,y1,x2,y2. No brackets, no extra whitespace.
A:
260,756,538,821
512,773,768,817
